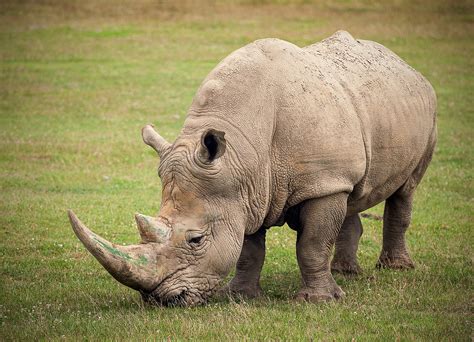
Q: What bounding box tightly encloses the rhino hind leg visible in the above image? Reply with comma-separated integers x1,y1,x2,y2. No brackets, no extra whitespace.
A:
377,124,437,270
331,214,363,275
218,228,266,299
294,193,348,302
376,191,415,269
377,132,436,270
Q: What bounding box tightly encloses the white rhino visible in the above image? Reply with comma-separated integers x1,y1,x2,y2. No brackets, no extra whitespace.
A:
68,31,437,305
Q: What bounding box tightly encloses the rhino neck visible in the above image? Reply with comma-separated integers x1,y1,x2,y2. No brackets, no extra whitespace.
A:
184,57,280,234
182,115,273,235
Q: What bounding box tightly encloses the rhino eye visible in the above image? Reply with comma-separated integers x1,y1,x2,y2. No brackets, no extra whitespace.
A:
188,235,204,245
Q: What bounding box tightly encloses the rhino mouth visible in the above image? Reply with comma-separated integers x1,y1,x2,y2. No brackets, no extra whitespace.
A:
141,273,219,307
142,289,191,307
142,287,207,307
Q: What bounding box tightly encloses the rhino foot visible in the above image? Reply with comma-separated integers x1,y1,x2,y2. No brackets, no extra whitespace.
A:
216,283,263,300
376,251,415,270
331,259,362,275
295,283,345,303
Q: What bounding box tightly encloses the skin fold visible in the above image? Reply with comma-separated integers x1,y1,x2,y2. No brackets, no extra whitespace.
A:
69,30,437,306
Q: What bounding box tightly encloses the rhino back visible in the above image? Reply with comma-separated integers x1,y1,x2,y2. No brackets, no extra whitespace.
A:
182,32,436,227
257,31,436,223
304,31,437,212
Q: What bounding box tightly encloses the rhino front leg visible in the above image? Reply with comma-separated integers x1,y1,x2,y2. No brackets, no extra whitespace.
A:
295,193,347,302
219,228,266,298
331,214,363,275
377,191,415,269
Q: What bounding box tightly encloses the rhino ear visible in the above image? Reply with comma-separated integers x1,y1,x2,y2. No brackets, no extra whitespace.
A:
198,129,226,163
141,124,171,158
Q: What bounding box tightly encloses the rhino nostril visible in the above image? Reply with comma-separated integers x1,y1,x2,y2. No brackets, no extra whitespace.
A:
140,291,162,306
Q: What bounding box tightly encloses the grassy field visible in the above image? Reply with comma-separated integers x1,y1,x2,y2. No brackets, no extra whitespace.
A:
1,0,472,340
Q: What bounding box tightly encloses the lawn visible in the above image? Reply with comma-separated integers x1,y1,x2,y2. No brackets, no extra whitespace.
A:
0,0,472,340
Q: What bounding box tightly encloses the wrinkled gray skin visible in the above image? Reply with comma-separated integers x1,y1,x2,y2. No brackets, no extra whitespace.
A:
69,31,437,306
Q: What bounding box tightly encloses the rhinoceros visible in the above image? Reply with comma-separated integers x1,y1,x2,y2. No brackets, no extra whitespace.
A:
68,30,437,306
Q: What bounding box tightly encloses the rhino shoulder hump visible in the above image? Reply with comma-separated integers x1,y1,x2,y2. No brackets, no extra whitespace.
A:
326,30,356,43
252,38,301,61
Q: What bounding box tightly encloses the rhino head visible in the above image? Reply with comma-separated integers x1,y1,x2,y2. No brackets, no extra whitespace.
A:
68,124,255,306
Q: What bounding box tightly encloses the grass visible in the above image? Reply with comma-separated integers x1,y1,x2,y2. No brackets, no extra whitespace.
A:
0,0,472,340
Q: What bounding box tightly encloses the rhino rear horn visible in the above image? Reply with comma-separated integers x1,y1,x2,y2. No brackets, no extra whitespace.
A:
141,124,171,157
134,213,171,243
68,210,162,292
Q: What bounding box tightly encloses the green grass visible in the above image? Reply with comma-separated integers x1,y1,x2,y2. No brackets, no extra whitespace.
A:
1,0,472,340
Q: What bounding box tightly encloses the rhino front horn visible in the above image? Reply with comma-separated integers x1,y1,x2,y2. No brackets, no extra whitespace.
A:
141,124,171,157
68,210,162,292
